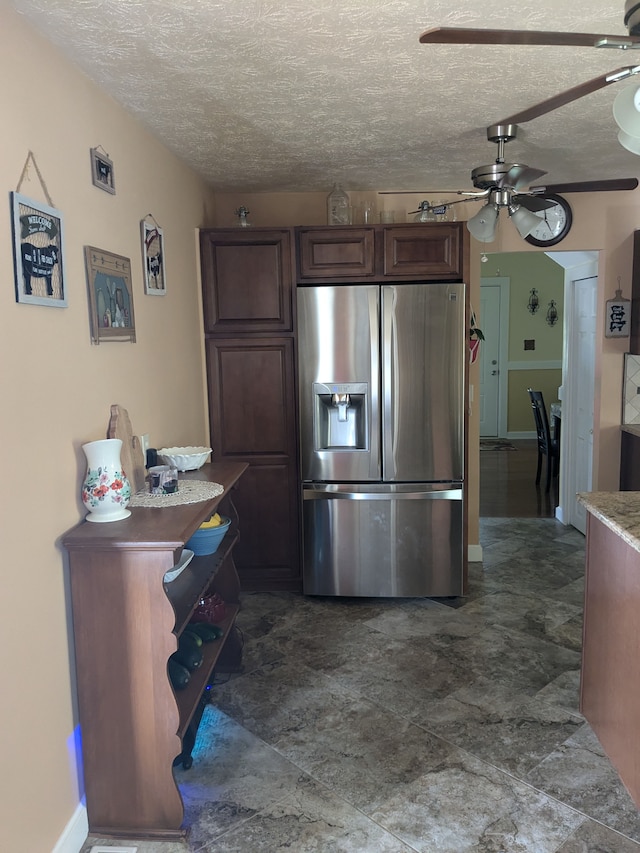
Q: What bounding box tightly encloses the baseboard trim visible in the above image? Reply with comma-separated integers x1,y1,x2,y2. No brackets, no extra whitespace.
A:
52,801,87,853
468,544,483,563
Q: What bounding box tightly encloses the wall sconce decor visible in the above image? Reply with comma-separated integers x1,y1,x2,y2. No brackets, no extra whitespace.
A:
527,288,539,314
546,300,559,327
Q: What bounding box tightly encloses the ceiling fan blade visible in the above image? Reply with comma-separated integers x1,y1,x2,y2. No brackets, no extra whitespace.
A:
378,190,489,199
419,27,640,48
498,165,547,190
515,195,557,212
530,177,639,193
497,67,640,124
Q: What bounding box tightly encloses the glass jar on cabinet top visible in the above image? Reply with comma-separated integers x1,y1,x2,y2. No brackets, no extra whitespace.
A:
327,184,350,225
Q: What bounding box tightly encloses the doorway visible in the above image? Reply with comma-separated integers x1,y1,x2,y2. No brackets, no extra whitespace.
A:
478,251,597,527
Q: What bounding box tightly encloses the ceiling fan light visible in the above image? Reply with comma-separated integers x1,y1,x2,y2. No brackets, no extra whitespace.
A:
618,128,640,154
613,84,640,136
508,204,541,238
467,203,498,242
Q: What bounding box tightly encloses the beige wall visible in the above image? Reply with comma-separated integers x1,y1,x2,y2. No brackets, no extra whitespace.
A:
4,8,639,852
1,8,216,852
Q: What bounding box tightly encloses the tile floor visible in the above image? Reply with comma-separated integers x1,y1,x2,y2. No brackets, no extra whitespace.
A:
83,517,640,852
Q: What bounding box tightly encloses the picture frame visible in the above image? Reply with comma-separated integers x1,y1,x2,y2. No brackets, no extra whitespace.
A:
141,219,166,295
84,246,136,343
90,147,116,194
11,192,67,307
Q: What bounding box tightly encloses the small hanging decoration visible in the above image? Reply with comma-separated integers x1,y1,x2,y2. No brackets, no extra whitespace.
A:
469,310,485,365
527,288,540,314
605,278,630,338
141,214,166,295
90,145,115,194
12,152,65,306
546,299,559,327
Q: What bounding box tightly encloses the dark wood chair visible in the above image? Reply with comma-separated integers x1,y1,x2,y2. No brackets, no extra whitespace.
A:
528,389,559,493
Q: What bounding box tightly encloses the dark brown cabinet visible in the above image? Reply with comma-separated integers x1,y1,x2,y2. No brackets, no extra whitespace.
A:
200,229,301,591
296,223,467,282
297,227,376,278
200,228,294,333
382,224,463,278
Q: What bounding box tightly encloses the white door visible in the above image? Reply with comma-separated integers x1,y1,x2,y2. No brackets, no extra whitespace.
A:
566,276,596,533
479,281,506,437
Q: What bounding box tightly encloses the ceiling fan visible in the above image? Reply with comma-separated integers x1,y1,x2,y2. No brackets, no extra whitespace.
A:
387,123,638,244
407,2,640,242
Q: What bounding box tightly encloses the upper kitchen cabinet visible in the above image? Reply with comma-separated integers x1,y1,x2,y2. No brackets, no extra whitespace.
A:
296,223,467,283
297,227,376,279
382,224,464,279
200,229,295,333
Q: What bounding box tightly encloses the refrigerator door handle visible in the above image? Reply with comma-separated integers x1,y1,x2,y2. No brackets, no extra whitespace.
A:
303,488,463,501
382,285,397,478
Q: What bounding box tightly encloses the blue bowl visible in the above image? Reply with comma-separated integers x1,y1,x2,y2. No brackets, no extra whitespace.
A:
185,516,231,556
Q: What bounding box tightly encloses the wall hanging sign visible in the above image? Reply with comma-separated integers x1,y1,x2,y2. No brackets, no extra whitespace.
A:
605,285,630,338
141,216,166,295
84,246,136,343
11,192,66,307
90,146,115,195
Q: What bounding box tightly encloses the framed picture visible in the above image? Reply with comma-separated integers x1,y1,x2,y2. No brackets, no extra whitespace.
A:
11,192,66,307
141,219,166,295
84,246,136,343
90,147,115,194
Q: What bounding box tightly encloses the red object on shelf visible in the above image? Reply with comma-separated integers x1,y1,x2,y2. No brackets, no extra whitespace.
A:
191,592,227,623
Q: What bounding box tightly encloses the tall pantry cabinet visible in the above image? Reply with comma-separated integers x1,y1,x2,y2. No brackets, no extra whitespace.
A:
200,228,301,590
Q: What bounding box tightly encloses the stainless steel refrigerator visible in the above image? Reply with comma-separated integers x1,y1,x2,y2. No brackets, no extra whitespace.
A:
297,282,465,597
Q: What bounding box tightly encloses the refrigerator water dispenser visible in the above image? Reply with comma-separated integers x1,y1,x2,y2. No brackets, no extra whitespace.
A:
313,382,368,450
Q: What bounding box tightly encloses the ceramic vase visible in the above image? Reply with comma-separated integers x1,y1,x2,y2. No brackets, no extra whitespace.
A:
81,438,131,523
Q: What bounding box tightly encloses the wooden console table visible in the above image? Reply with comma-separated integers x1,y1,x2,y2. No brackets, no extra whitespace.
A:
63,461,248,840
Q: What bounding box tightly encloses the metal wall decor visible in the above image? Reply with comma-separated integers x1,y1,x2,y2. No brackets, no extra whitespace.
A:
84,246,136,343
527,288,539,314
11,192,66,307
546,300,559,327
141,215,166,295
90,146,115,194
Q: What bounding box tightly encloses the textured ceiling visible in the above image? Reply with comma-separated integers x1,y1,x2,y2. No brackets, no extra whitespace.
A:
9,0,640,193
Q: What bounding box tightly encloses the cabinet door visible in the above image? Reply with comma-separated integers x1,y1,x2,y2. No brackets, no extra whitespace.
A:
383,224,463,278
205,337,301,589
298,227,375,278
200,229,294,333
232,461,301,590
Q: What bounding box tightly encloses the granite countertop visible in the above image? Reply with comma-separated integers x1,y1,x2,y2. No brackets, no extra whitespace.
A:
622,424,640,437
578,491,640,553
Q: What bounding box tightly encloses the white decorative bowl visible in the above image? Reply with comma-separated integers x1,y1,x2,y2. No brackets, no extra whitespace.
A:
157,446,212,471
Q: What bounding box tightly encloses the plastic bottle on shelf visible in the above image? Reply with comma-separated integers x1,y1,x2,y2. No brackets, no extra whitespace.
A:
327,184,350,225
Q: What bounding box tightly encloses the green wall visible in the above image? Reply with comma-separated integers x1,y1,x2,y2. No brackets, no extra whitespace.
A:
481,252,564,433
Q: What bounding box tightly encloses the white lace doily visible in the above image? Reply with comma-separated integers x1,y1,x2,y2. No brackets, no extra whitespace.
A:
129,480,224,508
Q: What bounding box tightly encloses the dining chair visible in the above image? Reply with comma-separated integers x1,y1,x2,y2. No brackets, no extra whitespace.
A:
527,388,559,493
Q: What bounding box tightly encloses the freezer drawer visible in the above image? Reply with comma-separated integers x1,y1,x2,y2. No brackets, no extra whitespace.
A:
302,484,463,597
